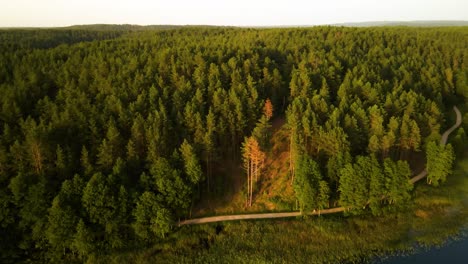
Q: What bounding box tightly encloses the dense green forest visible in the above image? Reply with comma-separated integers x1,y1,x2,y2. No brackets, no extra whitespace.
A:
0,26,467,263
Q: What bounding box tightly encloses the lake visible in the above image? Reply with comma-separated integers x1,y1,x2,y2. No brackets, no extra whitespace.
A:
376,236,468,264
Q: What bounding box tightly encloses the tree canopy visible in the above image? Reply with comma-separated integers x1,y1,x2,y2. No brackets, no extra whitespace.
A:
0,26,465,262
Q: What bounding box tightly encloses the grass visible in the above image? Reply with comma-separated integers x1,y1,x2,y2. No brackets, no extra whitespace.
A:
408,151,468,246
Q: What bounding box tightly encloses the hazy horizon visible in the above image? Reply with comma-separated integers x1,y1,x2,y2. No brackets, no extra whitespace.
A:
1,0,467,28
2,20,468,29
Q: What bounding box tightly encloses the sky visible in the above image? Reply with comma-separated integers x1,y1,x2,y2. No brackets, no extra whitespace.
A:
1,0,467,27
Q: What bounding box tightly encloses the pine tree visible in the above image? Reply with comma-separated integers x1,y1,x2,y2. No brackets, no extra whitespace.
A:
426,142,455,186
180,140,203,184
241,137,253,207
55,145,68,178
46,175,84,256
383,159,412,206
203,109,216,192
97,120,122,170
293,155,329,213
293,156,319,212
133,191,172,240
72,219,95,258
368,135,381,153
80,146,93,177
317,180,330,212
24,121,46,175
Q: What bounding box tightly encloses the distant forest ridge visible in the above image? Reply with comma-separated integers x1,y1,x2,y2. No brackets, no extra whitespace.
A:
333,20,468,27
1,20,468,30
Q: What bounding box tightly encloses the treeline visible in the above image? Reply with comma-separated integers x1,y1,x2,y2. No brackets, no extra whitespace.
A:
0,26,467,262
0,29,126,50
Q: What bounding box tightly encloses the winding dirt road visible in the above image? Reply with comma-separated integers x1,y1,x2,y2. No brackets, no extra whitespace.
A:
179,106,462,226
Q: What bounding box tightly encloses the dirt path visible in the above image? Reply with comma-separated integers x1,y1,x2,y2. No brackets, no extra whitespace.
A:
179,106,462,226
440,106,462,146
179,207,346,225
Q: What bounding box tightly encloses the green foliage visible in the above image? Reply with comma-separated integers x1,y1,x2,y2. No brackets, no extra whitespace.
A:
317,180,330,211
71,219,95,258
251,115,272,149
148,158,191,211
452,127,466,155
293,155,329,212
180,139,203,184
97,120,123,170
81,172,130,251
369,156,385,215
338,156,371,212
82,173,121,225
383,159,413,206
46,175,84,254
132,191,172,240
340,155,413,215
455,70,468,99
426,141,455,186
326,151,351,187
0,26,465,262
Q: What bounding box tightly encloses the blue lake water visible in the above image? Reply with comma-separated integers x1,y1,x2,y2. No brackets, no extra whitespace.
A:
376,237,468,264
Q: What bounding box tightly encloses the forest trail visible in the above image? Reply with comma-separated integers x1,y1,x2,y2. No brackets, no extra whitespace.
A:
410,106,462,184
178,207,347,225
440,106,462,146
179,106,462,226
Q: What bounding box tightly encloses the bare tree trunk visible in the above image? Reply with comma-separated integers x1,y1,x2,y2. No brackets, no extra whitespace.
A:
254,159,258,182
31,142,43,174
290,133,295,185
249,159,253,207
246,160,250,207
206,156,210,193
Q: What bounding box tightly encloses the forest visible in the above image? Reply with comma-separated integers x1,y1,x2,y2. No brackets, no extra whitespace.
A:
0,26,467,263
